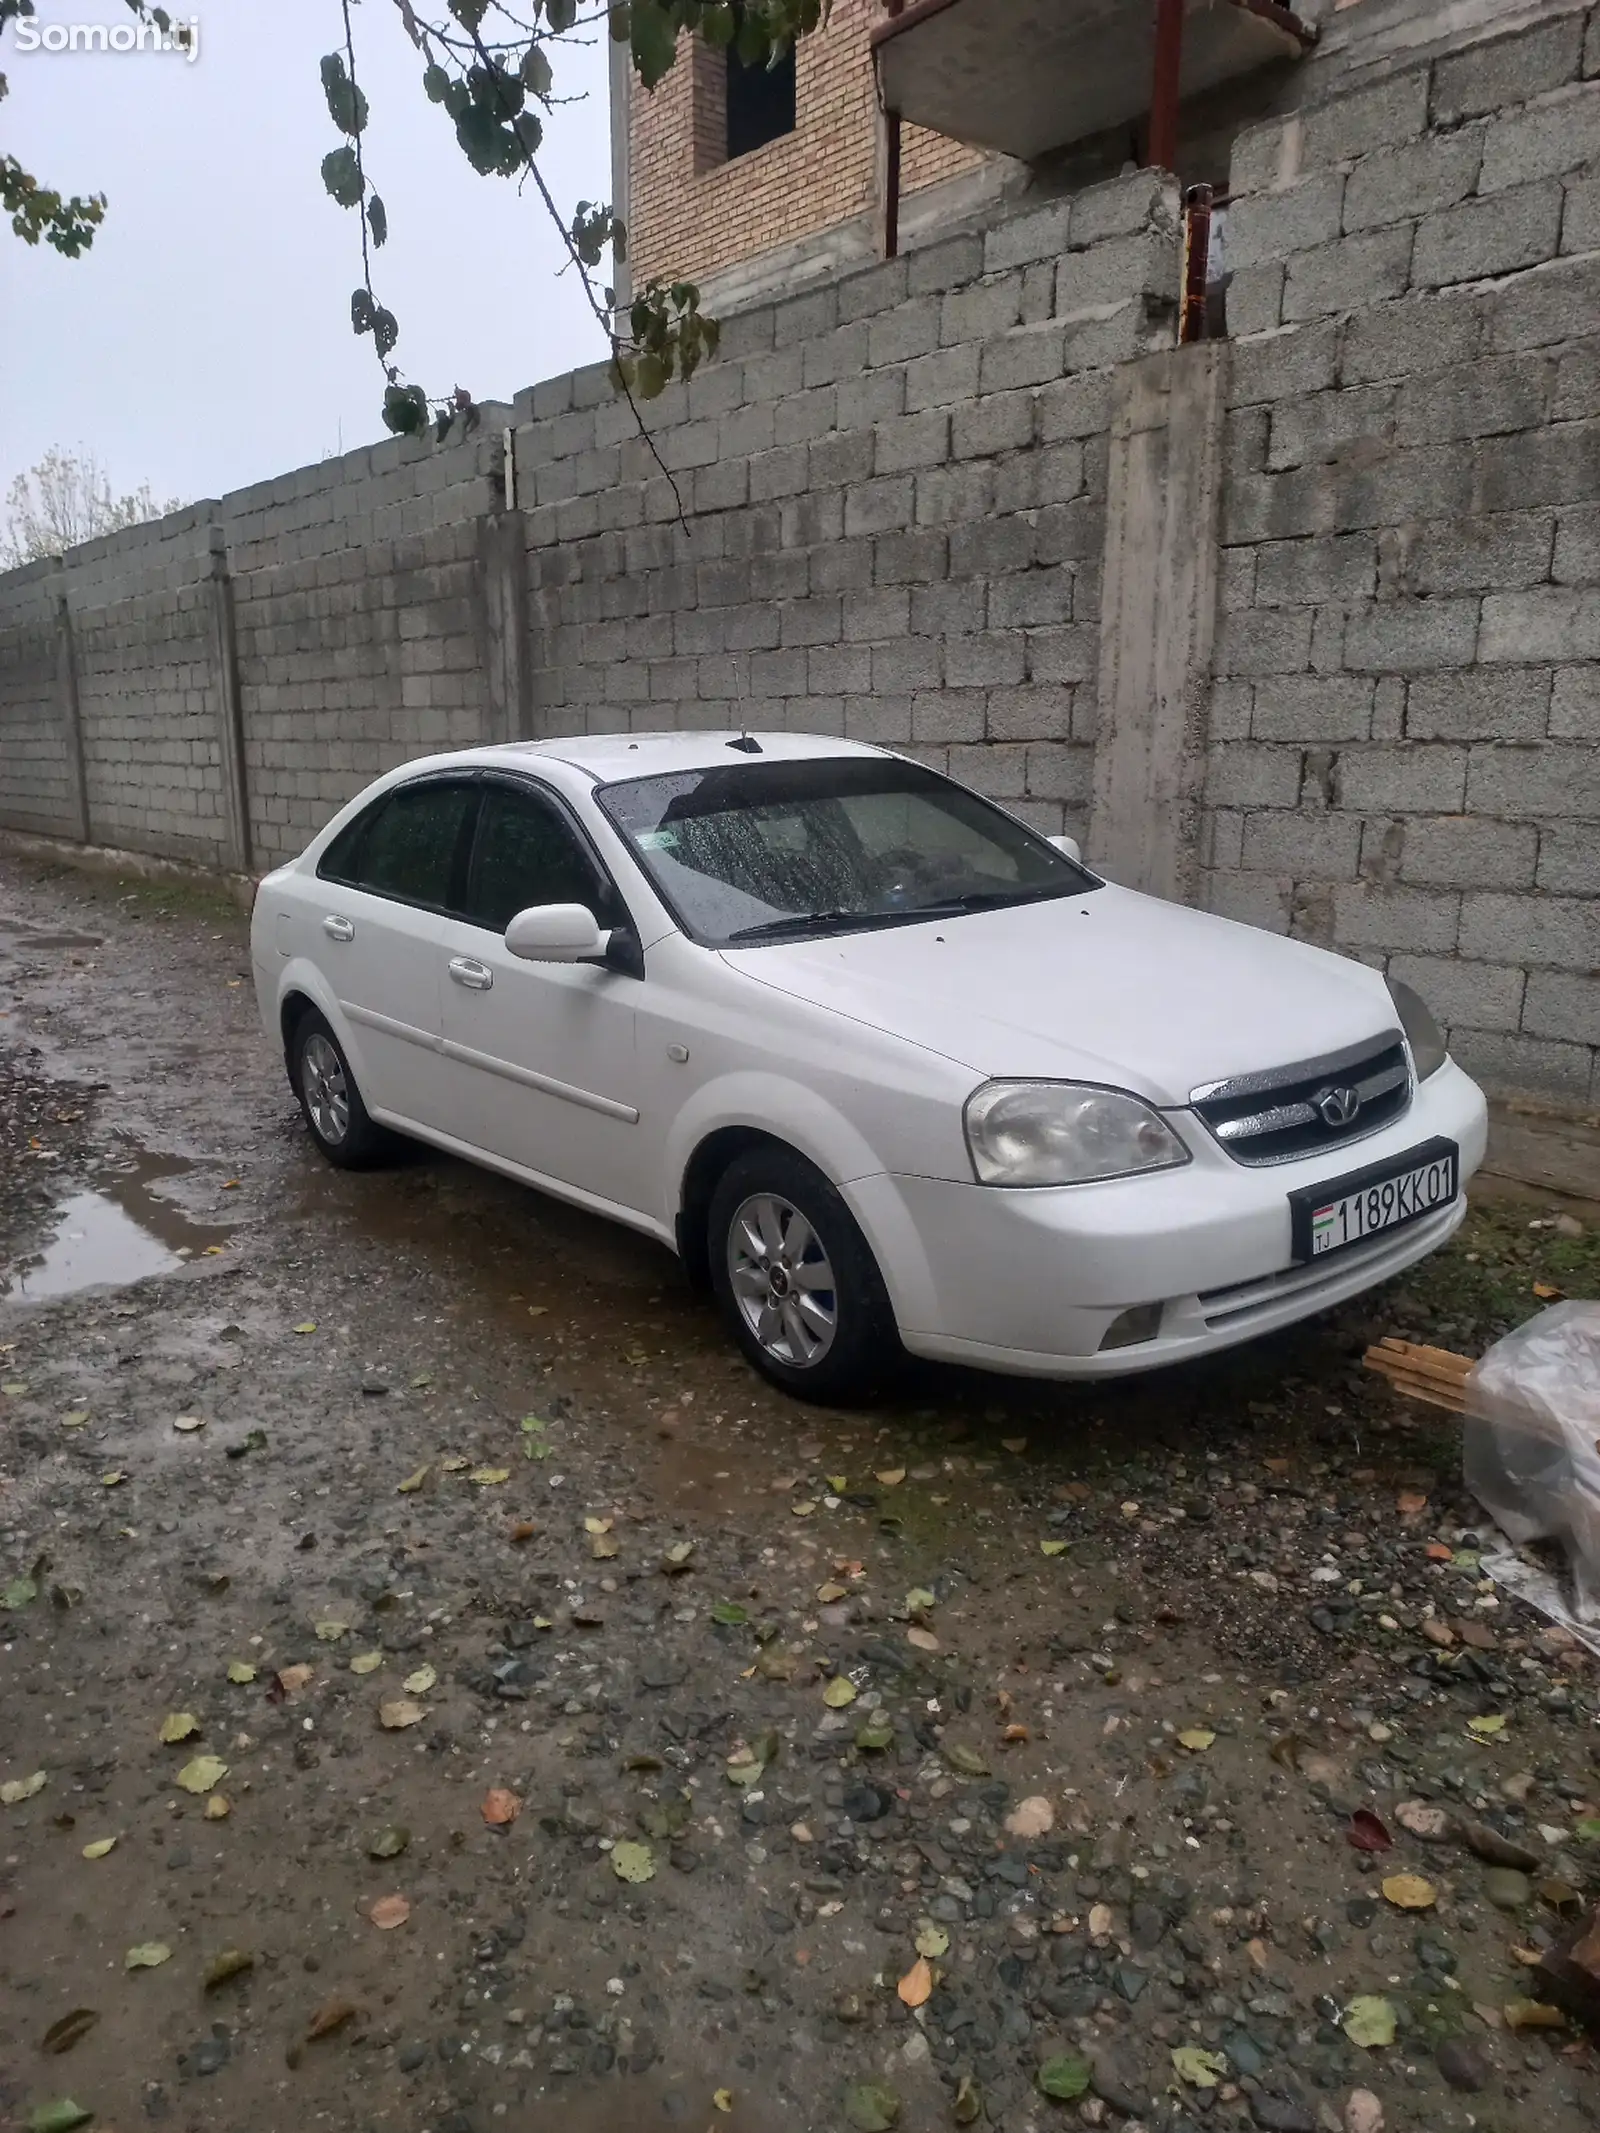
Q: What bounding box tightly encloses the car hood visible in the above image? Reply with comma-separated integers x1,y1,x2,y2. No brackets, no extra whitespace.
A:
720,885,1400,1106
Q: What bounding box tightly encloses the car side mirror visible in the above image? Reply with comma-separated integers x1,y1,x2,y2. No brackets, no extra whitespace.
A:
504,903,609,964
1048,833,1082,864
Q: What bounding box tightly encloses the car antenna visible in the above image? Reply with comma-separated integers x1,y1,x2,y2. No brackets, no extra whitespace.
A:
726,699,761,754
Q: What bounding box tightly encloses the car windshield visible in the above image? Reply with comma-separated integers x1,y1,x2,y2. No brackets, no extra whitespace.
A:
594,756,1098,947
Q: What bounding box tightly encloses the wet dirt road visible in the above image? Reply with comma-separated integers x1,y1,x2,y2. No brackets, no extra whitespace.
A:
2,849,1599,2133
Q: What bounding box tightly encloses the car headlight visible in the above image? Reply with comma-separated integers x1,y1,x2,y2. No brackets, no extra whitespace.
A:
1386,977,1448,1081
963,1080,1191,1188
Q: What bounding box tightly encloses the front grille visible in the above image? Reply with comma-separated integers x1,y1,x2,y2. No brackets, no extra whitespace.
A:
1190,1032,1411,1167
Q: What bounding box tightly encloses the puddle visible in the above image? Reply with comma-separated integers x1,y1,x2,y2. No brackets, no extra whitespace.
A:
3,1147,237,1304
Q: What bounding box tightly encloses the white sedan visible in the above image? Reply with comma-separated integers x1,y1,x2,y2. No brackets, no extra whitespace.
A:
251,731,1487,1402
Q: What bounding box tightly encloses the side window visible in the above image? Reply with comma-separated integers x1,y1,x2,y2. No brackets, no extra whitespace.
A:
349,781,476,909
465,785,612,933
318,806,374,885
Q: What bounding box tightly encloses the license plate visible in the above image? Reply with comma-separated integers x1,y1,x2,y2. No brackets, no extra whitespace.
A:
1290,1137,1459,1264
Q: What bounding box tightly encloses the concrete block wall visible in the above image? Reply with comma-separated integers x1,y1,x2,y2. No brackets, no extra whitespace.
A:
1205,17,1600,1109
224,426,502,866
0,562,75,838
514,169,1182,841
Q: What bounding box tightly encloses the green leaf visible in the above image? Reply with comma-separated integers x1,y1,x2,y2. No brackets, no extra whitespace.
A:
368,193,388,247
521,45,553,97
30,2103,93,2133
423,62,451,103
1,1575,38,1610
372,307,399,359
630,0,678,90
455,105,520,177
1037,2054,1091,2101
125,1941,173,1970
382,383,430,436
711,1599,748,1626
1171,2047,1229,2088
367,1824,410,1859
514,111,544,158
702,3,737,46
610,1839,655,1883
1575,1818,1600,1842
634,351,667,400
1342,1995,1397,2049
350,287,374,334
319,51,368,136
547,0,579,29
855,1711,893,1751
843,2084,900,2132
320,146,364,208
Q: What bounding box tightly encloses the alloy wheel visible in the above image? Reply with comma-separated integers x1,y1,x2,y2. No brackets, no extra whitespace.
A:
726,1192,838,1368
301,1032,350,1146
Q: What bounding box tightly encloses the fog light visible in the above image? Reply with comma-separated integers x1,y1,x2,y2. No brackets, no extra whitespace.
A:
1098,1303,1164,1351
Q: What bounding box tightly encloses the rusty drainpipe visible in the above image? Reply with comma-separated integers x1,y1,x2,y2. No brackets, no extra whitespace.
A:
1180,181,1213,343
1146,0,1185,173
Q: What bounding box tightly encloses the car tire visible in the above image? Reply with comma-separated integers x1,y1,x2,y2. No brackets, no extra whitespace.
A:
708,1146,902,1404
290,1008,392,1170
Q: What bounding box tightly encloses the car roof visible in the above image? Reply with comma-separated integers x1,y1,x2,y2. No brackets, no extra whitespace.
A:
466,730,893,782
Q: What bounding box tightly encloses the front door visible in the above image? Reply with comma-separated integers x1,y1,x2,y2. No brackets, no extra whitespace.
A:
436,778,646,1216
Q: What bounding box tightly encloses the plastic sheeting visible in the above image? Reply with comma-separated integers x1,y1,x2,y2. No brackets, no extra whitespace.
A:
1464,1303,1600,1623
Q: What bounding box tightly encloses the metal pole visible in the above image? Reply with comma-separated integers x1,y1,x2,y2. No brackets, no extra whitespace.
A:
1180,182,1213,343
1147,0,1185,172
883,110,902,258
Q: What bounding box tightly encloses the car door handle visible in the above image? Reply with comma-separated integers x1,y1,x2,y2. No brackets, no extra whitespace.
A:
322,914,355,942
448,956,494,992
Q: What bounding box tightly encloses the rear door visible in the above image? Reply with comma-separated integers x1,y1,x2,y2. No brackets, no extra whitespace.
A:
314,775,478,1129
437,776,647,1214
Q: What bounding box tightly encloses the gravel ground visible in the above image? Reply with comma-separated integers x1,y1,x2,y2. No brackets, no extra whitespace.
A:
2,849,1599,2133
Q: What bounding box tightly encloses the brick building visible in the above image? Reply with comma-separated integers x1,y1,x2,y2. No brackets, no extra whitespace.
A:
3,0,1598,1121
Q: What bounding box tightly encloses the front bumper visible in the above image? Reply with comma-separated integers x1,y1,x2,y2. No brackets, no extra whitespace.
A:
845,1057,1487,1379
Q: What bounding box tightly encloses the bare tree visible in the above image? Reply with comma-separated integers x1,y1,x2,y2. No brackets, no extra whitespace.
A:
0,445,184,567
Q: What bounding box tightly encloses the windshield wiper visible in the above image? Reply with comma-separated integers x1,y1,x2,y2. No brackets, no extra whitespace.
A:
724,910,877,943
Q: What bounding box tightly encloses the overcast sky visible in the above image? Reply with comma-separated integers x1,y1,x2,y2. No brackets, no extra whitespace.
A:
0,1,611,511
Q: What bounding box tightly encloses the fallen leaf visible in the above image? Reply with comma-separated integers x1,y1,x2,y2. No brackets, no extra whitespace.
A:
1532,1281,1563,1301
1038,2052,1092,2100
1381,1873,1437,1910
379,1699,426,1730
469,1467,510,1486
1177,1728,1215,1753
349,1651,383,1675
713,2092,734,2115
203,1948,254,1990
226,1661,256,1684
509,1520,537,1542
791,1499,817,1517
440,1454,469,1473
815,1582,847,1604
80,1837,116,1860
1343,1995,1397,2049
158,1712,199,1744
904,1586,936,1613
591,1533,619,1559
275,1664,313,1698
1000,1436,1027,1453
204,1795,231,1820
897,1955,934,2007
1040,1538,1069,1557
1468,1713,1507,1738
611,1839,655,1883
843,2082,900,2131
1396,1489,1428,1517
306,1995,358,2041
402,1664,437,1696
584,1515,613,1535
1005,1795,1055,1838
1170,2046,1228,2089
822,1676,857,1708
176,1755,228,1795
396,1466,428,1494
1425,1540,1454,1562
1504,1997,1564,2031
99,1471,126,1487
481,1787,521,1826
915,1921,950,1959
943,1742,989,1777
314,1620,349,1644
662,1540,695,1570
711,1600,748,1626
40,2009,98,2055
172,1414,206,1433
1347,1809,1393,1853
292,1321,317,1335
855,1712,894,1752
29,2102,94,2133
875,1469,905,1487
906,1626,940,1652
125,1941,172,1970
369,1893,411,1930
1,1575,39,1610
1,1770,47,1804
368,1825,410,1859
953,2074,982,2126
